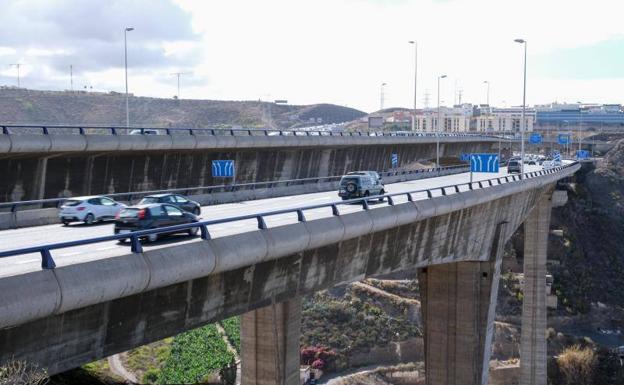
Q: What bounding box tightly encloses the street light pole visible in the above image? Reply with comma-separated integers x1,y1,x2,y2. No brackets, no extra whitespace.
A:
483,80,490,105
437,75,447,169
380,82,387,111
10,64,21,87
124,27,134,128
514,38,527,179
70,65,73,91
409,41,418,131
171,72,190,99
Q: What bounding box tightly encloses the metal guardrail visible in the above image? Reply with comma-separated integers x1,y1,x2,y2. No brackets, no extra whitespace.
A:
0,165,469,212
0,123,506,139
0,162,578,268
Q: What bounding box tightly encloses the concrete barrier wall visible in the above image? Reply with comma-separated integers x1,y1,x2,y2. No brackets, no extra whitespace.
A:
0,168,570,374
0,165,467,230
0,139,502,203
1,133,499,154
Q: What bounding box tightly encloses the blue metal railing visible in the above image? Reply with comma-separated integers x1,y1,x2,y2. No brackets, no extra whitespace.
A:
0,162,578,268
0,165,468,212
0,123,507,139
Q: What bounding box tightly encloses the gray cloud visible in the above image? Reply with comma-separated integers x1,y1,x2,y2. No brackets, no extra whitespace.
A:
0,0,202,80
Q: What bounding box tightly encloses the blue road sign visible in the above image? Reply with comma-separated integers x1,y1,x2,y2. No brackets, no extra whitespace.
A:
558,134,570,145
529,133,542,144
553,151,561,163
459,153,471,162
391,153,398,168
212,160,235,177
470,153,499,173
576,150,590,159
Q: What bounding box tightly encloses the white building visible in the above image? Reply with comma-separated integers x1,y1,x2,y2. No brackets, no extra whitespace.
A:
414,104,534,133
474,107,535,132
415,104,473,132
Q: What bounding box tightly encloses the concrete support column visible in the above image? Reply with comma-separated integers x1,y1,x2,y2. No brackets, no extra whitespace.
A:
520,194,552,385
241,297,302,385
418,223,506,385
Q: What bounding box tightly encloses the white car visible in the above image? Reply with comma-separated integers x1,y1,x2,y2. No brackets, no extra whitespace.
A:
129,129,162,135
58,196,127,225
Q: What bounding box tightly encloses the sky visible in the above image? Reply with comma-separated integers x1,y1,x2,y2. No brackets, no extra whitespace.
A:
0,0,623,113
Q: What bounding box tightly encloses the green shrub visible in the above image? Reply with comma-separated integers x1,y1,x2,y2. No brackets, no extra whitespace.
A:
157,324,234,384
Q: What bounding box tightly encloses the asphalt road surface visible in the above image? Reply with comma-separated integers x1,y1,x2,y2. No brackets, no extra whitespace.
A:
0,165,546,277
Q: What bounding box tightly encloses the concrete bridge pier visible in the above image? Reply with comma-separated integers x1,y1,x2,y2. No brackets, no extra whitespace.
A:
417,223,507,385
241,296,302,385
520,193,553,385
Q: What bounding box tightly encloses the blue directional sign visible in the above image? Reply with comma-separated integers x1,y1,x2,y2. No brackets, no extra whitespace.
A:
459,153,471,162
212,160,235,177
576,150,590,159
529,133,542,144
552,151,561,163
391,153,398,168
470,153,499,173
558,134,570,145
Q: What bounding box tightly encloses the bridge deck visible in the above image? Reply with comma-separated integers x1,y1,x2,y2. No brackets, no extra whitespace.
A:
0,164,549,278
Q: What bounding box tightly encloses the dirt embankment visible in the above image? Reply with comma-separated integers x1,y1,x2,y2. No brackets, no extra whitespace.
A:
0,88,366,128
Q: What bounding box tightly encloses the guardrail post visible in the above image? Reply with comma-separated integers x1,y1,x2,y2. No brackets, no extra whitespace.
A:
362,199,369,210
331,204,340,216
257,216,268,229
130,235,143,253
42,126,49,135
41,249,56,269
78,127,85,135
426,190,432,198
478,181,483,188
296,210,306,222
264,130,269,136
407,193,414,202
189,128,195,136
200,224,211,240
454,185,460,193
166,128,171,135
111,127,117,135
1,126,8,134
387,196,394,206
441,187,447,196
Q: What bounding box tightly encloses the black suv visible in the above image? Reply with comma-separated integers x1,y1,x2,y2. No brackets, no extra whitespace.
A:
138,194,201,215
338,171,385,201
114,203,199,242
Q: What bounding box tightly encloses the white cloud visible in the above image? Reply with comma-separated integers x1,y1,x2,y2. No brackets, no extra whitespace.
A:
3,0,624,112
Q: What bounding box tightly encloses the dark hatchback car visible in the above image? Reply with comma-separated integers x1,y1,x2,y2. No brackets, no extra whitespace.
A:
507,159,521,173
138,193,201,215
114,203,199,242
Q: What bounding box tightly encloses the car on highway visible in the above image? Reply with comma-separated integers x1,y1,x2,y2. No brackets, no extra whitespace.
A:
58,196,127,225
114,203,200,242
338,172,385,201
138,193,201,215
347,170,383,184
507,159,521,173
129,129,162,135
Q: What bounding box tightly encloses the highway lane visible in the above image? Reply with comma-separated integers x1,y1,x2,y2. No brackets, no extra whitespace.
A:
0,165,545,277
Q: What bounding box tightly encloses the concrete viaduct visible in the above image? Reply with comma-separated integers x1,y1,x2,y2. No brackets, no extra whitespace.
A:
0,128,505,202
0,156,579,385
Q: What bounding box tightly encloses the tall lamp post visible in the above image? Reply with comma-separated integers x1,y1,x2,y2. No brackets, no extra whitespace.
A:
483,80,490,106
514,38,527,179
124,27,134,128
436,75,447,169
409,41,418,131
379,82,387,111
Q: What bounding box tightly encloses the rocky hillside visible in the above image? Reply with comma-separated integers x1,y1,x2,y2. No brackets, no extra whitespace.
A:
550,139,624,312
0,87,366,129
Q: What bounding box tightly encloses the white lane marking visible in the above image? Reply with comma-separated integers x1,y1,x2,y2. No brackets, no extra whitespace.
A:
95,246,119,251
15,258,40,264
59,251,81,257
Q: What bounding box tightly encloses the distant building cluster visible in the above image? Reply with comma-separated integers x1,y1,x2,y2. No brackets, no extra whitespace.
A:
534,102,624,130
413,104,535,133
371,102,624,132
